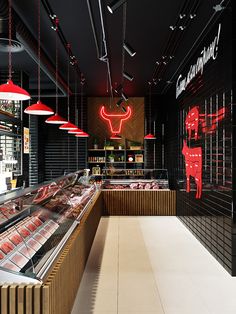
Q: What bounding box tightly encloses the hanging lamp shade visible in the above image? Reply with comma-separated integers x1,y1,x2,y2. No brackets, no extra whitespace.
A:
45,114,67,124
24,100,54,115
59,121,77,130
144,133,156,140
110,133,122,140
0,80,30,101
75,131,89,138
68,128,83,134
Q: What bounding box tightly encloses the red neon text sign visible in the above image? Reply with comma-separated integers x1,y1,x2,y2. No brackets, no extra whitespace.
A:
100,106,132,134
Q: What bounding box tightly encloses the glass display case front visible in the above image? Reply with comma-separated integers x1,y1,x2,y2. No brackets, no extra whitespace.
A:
0,171,98,284
101,169,169,190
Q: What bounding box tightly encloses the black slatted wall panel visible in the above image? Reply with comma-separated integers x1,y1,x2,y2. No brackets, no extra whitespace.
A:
144,95,162,169
232,0,236,275
164,10,235,274
42,95,88,181
29,116,39,186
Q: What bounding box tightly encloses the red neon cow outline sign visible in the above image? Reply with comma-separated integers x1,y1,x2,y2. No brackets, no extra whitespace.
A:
100,106,132,134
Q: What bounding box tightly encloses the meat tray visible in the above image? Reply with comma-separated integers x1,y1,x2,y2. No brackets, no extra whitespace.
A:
10,252,29,269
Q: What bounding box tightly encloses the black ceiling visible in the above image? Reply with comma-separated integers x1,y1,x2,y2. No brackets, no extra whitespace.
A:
0,0,226,97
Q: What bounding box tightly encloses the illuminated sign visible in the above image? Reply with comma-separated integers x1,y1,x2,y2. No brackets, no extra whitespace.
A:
100,106,132,134
182,140,202,199
185,106,199,140
176,23,221,98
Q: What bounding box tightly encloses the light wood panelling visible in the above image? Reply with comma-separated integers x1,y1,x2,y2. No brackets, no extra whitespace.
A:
103,190,176,215
87,97,144,147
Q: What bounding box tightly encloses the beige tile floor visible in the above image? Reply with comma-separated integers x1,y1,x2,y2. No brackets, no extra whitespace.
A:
71,217,236,314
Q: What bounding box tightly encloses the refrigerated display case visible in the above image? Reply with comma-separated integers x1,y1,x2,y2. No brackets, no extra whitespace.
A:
0,171,98,284
101,168,169,190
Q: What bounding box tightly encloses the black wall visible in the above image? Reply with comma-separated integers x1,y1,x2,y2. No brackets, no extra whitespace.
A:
32,94,88,182
164,7,235,274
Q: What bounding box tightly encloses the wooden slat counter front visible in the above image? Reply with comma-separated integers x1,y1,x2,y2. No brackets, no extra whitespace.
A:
103,189,176,216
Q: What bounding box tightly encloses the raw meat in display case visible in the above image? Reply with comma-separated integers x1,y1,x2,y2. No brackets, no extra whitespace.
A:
0,250,5,260
9,232,24,245
0,240,15,254
0,171,99,283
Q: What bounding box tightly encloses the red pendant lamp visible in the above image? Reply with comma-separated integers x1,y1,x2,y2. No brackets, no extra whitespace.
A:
59,44,77,130
24,0,53,115
0,0,30,101
144,83,156,139
75,77,89,137
75,132,89,138
46,18,66,124
110,133,122,140
68,128,83,134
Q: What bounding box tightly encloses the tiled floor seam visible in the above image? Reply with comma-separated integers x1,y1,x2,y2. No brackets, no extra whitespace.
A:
117,216,120,314
137,217,166,314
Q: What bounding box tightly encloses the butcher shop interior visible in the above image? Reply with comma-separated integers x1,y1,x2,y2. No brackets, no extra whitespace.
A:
0,0,235,313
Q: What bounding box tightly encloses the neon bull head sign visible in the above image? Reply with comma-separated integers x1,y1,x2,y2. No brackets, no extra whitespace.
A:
100,106,132,134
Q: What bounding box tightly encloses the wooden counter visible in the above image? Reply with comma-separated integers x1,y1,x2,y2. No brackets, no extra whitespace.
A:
103,190,176,216
0,191,103,314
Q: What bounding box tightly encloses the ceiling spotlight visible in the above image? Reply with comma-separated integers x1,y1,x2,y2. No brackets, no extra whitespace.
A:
213,4,225,12
179,26,186,31
190,13,196,19
116,98,123,107
107,0,126,14
163,61,167,65
114,84,122,94
169,55,174,59
166,80,173,84
156,61,160,65
148,81,152,85
121,106,127,113
169,25,176,31
179,14,186,19
123,42,136,57
121,92,128,101
123,71,134,81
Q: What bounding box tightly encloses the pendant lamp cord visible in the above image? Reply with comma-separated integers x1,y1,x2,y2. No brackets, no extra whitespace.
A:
8,0,12,80
55,18,59,114
81,78,83,129
149,84,151,133
37,0,41,100
121,3,127,89
67,44,70,121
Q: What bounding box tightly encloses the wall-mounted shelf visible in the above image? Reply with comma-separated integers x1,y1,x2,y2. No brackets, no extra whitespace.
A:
88,147,145,175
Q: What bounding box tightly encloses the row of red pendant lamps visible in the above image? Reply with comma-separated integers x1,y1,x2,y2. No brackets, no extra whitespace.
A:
0,80,89,137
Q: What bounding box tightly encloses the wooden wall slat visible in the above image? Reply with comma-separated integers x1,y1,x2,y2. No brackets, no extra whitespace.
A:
9,285,17,314
1,285,8,314
25,285,33,314
17,285,25,314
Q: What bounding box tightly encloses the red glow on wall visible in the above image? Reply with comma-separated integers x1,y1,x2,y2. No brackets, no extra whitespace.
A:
200,107,225,134
100,106,132,134
182,140,202,199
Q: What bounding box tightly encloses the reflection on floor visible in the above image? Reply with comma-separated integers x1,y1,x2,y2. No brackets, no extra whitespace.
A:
71,217,236,314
